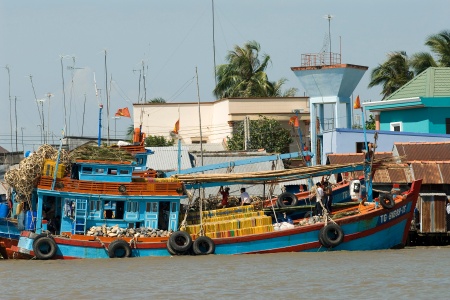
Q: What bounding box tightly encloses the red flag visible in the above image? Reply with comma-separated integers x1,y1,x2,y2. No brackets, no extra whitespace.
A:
173,119,180,134
289,116,299,127
354,95,361,109
115,107,131,118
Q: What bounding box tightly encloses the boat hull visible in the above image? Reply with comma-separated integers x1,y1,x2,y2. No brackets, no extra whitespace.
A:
12,179,420,259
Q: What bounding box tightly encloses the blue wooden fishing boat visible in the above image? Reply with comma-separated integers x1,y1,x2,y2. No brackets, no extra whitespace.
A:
8,139,422,259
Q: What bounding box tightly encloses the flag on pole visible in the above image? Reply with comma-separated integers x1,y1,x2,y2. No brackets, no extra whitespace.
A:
173,119,180,134
353,95,361,109
288,116,299,127
115,107,131,118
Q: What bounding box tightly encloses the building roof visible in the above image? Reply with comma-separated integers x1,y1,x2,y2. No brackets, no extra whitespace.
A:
410,161,450,184
386,67,450,100
327,152,410,183
0,146,9,154
394,141,450,162
145,146,193,172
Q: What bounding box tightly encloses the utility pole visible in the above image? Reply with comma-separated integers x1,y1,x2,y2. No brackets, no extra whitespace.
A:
14,96,18,151
5,65,12,152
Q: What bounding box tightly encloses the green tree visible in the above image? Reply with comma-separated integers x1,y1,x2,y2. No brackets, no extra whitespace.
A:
126,124,135,142
365,114,376,130
368,51,414,99
214,40,296,98
410,30,450,75
148,97,166,103
227,116,292,153
144,135,174,147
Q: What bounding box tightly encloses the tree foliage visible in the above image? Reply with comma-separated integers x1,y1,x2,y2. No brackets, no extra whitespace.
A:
365,114,376,130
214,40,297,99
148,97,166,103
144,135,174,147
368,29,450,98
227,116,292,153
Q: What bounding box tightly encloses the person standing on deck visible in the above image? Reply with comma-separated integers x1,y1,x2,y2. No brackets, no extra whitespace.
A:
314,182,324,216
219,186,230,208
240,188,251,206
324,181,333,214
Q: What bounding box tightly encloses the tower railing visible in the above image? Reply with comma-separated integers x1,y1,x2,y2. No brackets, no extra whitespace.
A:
301,52,342,67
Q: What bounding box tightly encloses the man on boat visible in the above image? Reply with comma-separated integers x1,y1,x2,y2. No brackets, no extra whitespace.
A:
240,188,251,206
324,181,333,214
219,186,230,208
314,182,324,216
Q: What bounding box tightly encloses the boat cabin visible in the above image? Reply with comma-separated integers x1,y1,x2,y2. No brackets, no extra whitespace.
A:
25,159,184,236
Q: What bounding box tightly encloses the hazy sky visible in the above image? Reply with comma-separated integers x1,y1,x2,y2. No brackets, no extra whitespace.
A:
0,0,448,152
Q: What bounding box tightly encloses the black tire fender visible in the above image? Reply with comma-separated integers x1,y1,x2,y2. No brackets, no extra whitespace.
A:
33,236,57,260
108,239,132,258
277,192,298,207
380,193,395,209
320,223,344,248
168,231,193,253
192,236,215,255
318,226,330,248
166,239,179,256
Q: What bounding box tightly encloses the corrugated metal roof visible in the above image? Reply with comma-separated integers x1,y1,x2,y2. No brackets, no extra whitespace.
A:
327,152,410,183
410,161,450,184
394,141,450,162
386,67,450,100
145,146,193,172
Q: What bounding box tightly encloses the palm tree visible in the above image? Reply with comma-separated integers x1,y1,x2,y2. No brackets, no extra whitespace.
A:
368,51,414,99
213,41,275,99
269,78,298,97
410,30,450,75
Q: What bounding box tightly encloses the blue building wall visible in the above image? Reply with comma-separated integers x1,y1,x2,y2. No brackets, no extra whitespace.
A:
380,107,450,134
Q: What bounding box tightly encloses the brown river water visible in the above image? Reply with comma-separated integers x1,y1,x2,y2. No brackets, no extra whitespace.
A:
1,246,449,299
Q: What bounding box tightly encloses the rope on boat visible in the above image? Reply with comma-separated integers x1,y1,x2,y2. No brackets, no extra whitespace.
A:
95,237,109,252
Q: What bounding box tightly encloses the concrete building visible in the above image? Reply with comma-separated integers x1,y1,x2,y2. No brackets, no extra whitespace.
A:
132,97,310,153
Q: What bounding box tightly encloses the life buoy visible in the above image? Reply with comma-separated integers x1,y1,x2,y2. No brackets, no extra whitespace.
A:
168,231,193,253
33,235,57,260
108,239,132,258
277,192,298,207
380,194,395,209
192,236,215,255
319,223,344,248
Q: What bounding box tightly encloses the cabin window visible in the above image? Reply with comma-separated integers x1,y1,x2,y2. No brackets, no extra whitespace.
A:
94,168,105,174
127,201,139,213
90,200,101,211
120,169,129,175
390,122,402,132
82,167,92,174
108,168,118,175
136,157,143,165
146,202,158,212
446,118,450,134
171,202,177,213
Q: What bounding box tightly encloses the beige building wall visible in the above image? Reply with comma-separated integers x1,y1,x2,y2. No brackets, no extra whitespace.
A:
133,97,310,152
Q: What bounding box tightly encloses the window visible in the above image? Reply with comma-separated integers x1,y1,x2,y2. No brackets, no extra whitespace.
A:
108,168,118,175
94,168,105,174
120,169,129,175
127,201,139,213
390,122,402,132
446,118,450,134
356,142,367,153
82,167,92,174
171,202,177,213
90,200,101,211
146,202,158,212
